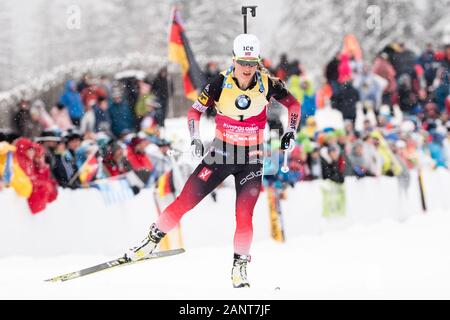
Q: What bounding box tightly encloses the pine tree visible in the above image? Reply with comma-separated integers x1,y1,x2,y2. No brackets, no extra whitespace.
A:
273,0,428,72
424,0,450,46
178,0,242,58
272,0,343,71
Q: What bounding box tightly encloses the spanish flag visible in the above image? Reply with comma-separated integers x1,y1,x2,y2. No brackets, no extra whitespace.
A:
168,6,206,101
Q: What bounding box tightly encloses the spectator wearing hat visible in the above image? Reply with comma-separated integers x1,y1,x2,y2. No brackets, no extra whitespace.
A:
434,66,450,113
349,139,375,178
76,72,92,93
93,96,112,134
370,131,403,176
418,43,438,91
14,138,58,214
306,146,322,180
103,142,127,177
288,69,316,126
134,80,153,127
53,129,83,188
320,144,345,183
109,88,136,138
80,98,97,135
13,99,43,138
285,145,310,185
35,129,62,171
80,81,108,109
123,135,154,193
28,143,58,214
300,117,317,140
331,79,360,125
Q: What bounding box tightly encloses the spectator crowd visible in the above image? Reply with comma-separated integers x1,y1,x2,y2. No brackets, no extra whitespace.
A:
262,37,450,188
1,36,450,213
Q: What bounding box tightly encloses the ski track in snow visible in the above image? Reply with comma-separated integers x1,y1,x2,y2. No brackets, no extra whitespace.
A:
2,210,450,299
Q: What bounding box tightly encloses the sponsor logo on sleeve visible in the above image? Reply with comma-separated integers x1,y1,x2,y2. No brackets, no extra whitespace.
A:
289,113,298,130
198,91,209,105
192,100,208,113
197,167,213,182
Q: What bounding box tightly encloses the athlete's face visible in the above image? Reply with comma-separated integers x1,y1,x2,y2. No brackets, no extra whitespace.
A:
233,59,258,83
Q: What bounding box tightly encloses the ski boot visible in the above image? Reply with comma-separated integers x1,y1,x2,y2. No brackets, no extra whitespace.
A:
124,223,166,262
231,253,251,288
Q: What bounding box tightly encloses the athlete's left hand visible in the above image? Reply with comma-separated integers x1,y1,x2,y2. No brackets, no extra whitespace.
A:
281,130,296,151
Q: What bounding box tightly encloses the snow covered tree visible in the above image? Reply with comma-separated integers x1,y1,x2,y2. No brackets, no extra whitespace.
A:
273,0,429,72
178,0,242,57
271,0,345,72
423,0,450,47
0,0,14,91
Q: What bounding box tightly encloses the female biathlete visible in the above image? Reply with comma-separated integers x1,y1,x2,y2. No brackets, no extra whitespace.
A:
125,33,301,288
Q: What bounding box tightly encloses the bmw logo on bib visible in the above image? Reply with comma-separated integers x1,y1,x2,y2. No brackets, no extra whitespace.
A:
235,95,251,110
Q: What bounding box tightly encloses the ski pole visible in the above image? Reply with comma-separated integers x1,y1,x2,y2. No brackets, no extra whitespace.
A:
281,150,289,173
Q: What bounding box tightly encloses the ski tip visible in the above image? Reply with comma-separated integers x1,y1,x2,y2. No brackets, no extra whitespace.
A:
44,277,61,283
44,271,79,283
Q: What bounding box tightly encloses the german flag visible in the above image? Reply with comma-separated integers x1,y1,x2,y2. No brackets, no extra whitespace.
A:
157,171,174,197
79,155,99,185
168,6,206,101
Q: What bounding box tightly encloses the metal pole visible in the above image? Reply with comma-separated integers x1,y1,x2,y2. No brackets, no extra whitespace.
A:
243,13,247,33
241,6,257,34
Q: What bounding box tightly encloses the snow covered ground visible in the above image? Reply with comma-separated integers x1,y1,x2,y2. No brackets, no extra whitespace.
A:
2,209,450,300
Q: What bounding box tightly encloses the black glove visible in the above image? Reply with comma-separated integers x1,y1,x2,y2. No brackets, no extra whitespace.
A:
280,131,295,150
191,139,204,158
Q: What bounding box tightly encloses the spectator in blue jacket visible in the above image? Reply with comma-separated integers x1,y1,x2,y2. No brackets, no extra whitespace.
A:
60,80,84,126
94,96,112,134
108,89,136,138
428,130,447,168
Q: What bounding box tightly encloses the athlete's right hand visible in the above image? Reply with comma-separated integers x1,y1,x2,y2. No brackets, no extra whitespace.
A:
191,139,204,158
280,130,296,151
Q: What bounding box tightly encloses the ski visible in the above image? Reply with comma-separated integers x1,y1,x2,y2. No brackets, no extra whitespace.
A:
45,248,185,282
